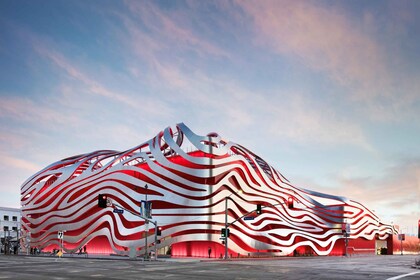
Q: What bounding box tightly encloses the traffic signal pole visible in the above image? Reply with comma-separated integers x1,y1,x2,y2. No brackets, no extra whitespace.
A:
98,193,160,261
145,185,148,260
224,200,288,260
154,222,158,261
224,196,229,260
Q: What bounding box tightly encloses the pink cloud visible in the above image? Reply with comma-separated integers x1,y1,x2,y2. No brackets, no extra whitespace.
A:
0,154,41,174
309,158,420,233
235,1,390,100
0,96,81,128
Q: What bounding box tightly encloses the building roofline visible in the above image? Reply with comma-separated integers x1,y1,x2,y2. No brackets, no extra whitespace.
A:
0,206,21,212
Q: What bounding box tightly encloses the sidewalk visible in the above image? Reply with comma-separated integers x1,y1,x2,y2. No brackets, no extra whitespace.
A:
22,252,203,262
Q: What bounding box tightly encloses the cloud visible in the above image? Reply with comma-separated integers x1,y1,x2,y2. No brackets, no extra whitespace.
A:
235,1,389,99
0,95,82,129
309,157,420,231
33,43,135,107
263,94,369,148
109,5,371,149
26,33,175,121
124,1,230,59
234,0,420,123
0,154,41,174
113,20,370,149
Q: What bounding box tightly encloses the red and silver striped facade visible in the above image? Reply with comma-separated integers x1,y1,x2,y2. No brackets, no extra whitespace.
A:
20,123,397,256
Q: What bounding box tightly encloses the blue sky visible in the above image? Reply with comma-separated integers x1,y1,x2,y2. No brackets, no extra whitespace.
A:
1,0,419,234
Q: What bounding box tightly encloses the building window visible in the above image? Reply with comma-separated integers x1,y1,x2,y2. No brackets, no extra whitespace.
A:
12,216,18,222
3,215,9,221
3,226,9,231
12,227,17,231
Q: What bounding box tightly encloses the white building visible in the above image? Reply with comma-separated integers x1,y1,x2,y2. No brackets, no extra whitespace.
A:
0,206,21,253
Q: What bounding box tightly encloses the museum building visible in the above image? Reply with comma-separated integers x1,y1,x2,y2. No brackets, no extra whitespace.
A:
21,123,399,257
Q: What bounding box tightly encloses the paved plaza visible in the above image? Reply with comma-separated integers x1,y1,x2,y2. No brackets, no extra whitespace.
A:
0,254,419,279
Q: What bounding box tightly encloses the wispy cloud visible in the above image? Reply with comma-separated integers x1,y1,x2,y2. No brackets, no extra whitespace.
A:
114,3,370,149
234,0,420,123
235,1,389,99
0,153,41,174
0,95,79,124
33,42,135,108
124,1,230,59
310,157,420,229
263,93,369,148
27,32,174,121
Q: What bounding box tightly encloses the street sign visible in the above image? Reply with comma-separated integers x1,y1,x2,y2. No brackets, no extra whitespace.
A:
346,223,350,233
58,231,63,239
244,216,255,221
113,209,124,214
398,234,405,241
140,200,152,219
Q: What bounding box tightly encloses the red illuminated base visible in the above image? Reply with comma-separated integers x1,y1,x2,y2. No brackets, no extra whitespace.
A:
170,235,404,258
39,234,415,257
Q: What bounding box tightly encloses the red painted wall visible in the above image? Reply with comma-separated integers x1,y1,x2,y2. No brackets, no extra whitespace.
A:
392,234,420,254
172,241,229,258
171,237,381,257
347,238,375,255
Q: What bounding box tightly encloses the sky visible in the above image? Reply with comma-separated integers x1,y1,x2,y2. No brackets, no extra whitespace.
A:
0,0,419,235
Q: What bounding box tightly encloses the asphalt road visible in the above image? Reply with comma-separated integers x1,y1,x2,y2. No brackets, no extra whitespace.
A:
0,254,419,279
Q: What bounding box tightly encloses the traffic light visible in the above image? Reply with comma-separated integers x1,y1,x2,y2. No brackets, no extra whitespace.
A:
98,194,107,208
157,227,162,236
287,197,294,209
256,204,262,215
221,228,230,238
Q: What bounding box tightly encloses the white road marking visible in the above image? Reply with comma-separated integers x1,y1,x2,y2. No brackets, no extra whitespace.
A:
386,271,420,280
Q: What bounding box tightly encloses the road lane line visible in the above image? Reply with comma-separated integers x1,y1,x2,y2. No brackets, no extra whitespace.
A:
386,272,420,280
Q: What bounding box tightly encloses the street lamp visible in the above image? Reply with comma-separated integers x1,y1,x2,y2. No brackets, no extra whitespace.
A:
224,189,242,260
